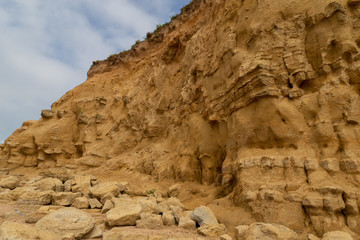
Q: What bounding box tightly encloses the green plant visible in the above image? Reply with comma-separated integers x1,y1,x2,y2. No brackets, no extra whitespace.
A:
146,189,156,195
170,14,178,21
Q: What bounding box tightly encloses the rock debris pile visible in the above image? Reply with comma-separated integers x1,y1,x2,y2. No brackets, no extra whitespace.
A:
0,170,355,240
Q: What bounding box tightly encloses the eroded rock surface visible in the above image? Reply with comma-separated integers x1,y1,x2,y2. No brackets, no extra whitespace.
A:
1,0,360,238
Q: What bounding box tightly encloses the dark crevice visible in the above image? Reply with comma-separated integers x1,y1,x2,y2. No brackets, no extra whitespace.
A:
304,166,310,184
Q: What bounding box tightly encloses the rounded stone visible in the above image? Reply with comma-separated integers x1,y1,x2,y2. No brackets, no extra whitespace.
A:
35,207,95,239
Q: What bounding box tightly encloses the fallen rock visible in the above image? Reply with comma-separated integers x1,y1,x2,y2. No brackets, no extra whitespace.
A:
89,181,121,198
101,199,114,214
136,212,164,229
18,190,54,205
235,225,250,240
7,186,37,201
139,197,157,213
198,224,227,237
89,198,103,209
154,201,171,214
35,207,95,239
102,228,123,240
26,205,65,223
72,196,89,209
106,202,142,227
178,211,196,230
40,168,72,182
0,221,60,240
171,205,183,223
72,175,92,196
0,176,20,189
239,222,298,240
52,192,81,206
162,210,176,226
32,177,63,191
322,231,353,240
221,234,233,240
191,205,219,226
100,192,114,204
83,224,103,239
308,234,320,240
164,197,187,210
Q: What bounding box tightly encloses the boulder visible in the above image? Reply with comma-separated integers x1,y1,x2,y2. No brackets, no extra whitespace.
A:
164,197,187,210
243,222,299,240
0,176,20,189
32,177,63,191
89,198,103,209
221,234,233,240
83,225,103,239
138,198,157,213
136,212,164,229
100,192,114,204
72,175,92,196
154,201,170,214
0,221,60,240
101,199,114,214
198,224,227,237
40,168,72,182
322,231,353,240
72,196,89,209
27,205,65,223
308,234,321,240
7,186,37,201
102,228,123,240
191,205,219,226
235,225,250,240
178,211,196,230
89,181,121,198
18,190,54,205
106,202,142,227
35,207,95,239
171,205,183,223
52,192,81,206
162,210,176,226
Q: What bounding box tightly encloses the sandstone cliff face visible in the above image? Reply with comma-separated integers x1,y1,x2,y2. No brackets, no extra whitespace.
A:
2,0,360,237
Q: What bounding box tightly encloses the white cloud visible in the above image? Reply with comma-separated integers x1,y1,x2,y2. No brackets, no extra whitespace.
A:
0,0,191,142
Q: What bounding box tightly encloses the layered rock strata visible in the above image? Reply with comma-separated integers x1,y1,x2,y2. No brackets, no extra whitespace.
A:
1,0,360,238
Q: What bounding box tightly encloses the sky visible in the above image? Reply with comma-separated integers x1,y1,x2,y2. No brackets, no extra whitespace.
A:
0,0,191,143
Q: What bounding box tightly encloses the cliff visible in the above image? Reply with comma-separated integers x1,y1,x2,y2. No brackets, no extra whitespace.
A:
2,0,360,237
